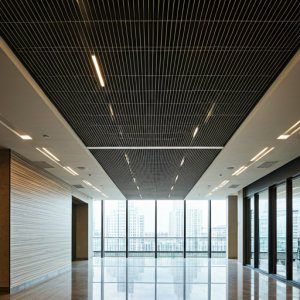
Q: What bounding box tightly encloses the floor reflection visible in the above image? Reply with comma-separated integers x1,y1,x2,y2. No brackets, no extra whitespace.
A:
1,258,300,299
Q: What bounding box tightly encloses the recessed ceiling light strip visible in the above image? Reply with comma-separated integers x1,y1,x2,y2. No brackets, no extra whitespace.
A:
36,148,78,176
278,120,300,139
206,180,229,197
92,55,105,87
82,180,108,198
0,114,32,140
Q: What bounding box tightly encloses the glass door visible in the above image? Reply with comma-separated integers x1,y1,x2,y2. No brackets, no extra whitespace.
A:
258,190,268,272
293,177,300,282
276,184,286,277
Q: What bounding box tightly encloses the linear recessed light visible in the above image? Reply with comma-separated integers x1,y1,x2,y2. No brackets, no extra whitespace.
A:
42,148,60,161
63,167,77,176
66,166,79,175
193,126,199,138
255,147,274,161
277,120,300,139
125,153,130,165
206,180,229,197
180,158,185,166
82,180,108,198
36,148,60,165
0,114,32,140
251,148,269,161
92,55,105,87
232,166,245,176
109,104,114,117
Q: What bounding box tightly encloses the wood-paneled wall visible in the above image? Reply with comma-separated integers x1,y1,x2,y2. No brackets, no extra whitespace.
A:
9,151,92,291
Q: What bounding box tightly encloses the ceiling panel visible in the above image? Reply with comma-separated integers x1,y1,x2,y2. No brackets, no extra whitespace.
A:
1,0,299,199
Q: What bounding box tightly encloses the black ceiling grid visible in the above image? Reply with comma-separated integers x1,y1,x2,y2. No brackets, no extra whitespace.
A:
1,1,299,199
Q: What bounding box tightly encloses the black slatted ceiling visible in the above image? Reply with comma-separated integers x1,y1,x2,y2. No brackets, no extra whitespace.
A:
1,0,299,199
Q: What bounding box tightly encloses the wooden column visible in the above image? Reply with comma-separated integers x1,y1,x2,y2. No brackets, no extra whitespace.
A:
0,149,11,292
227,195,238,259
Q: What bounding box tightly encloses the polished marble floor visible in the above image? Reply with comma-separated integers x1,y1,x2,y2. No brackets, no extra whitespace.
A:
1,258,300,299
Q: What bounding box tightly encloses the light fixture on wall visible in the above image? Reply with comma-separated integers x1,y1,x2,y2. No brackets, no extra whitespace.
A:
92,55,105,87
0,114,32,140
278,120,300,139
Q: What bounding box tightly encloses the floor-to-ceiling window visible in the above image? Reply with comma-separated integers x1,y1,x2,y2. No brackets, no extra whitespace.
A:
186,200,208,257
250,196,255,267
259,190,268,272
293,177,300,282
105,200,126,256
276,184,286,277
93,200,101,257
128,200,155,257
157,200,184,257
211,200,226,258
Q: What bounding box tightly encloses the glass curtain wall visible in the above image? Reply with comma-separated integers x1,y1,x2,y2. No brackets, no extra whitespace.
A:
104,200,126,256
93,200,101,256
211,200,226,258
258,190,268,272
186,200,208,257
128,200,155,257
276,184,286,277
293,178,300,282
250,197,255,267
157,200,184,257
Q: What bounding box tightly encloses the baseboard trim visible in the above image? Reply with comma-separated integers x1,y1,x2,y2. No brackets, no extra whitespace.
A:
10,265,71,294
0,287,10,293
75,258,88,261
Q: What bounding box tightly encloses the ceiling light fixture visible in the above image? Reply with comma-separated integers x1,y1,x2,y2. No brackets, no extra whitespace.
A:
277,120,300,139
206,180,229,197
232,166,245,176
36,148,60,165
63,167,77,176
109,104,114,117
193,126,199,138
180,158,185,166
125,153,130,165
0,114,32,140
82,180,108,198
42,148,60,161
66,166,79,175
92,55,105,87
251,147,274,162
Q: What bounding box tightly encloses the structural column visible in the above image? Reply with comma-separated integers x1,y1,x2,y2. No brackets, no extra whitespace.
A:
227,195,238,259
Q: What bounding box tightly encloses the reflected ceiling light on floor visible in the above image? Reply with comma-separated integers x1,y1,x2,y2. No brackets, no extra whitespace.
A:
175,175,178,182
206,180,229,197
125,153,130,165
171,186,174,190
277,120,300,139
137,186,139,190
180,158,185,166
133,178,136,182
42,147,60,161
0,114,32,140
92,55,105,87
193,126,199,138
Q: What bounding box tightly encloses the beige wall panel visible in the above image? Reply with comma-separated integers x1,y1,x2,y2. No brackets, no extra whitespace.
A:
9,152,94,290
0,149,11,288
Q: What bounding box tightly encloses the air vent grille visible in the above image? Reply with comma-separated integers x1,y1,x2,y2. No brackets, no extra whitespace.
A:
73,185,85,189
228,184,240,189
257,161,279,169
34,161,54,169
